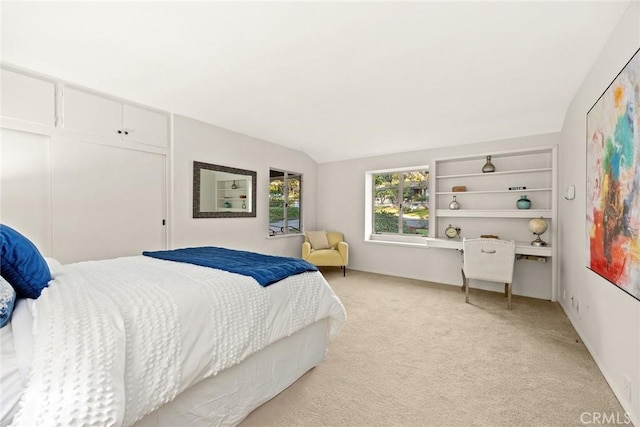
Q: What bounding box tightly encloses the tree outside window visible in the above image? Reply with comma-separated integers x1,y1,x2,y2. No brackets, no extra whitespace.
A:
373,170,429,235
269,169,302,236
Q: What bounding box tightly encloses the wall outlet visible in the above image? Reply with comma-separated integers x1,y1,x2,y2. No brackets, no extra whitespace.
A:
624,375,632,402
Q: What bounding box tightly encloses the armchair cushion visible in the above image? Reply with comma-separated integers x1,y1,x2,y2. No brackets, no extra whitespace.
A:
306,231,331,250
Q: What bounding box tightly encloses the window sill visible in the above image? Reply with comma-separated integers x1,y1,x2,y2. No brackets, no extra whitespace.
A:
266,233,304,240
366,234,429,248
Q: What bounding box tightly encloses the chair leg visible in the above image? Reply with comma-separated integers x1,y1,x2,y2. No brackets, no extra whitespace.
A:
342,266,346,277
465,277,470,304
506,282,512,310
504,283,508,296
461,268,466,292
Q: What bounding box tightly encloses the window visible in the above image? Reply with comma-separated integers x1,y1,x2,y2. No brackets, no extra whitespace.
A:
367,167,429,241
269,169,302,236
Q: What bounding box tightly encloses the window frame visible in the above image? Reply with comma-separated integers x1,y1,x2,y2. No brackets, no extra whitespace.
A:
268,168,303,237
365,165,430,245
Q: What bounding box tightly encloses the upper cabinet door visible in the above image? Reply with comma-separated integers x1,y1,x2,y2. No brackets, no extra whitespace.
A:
63,87,122,138
1,68,55,126
122,104,168,148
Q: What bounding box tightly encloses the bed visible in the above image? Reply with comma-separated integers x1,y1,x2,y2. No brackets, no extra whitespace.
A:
0,225,346,426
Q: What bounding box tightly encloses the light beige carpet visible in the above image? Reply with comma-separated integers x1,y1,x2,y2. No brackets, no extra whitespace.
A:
241,269,625,427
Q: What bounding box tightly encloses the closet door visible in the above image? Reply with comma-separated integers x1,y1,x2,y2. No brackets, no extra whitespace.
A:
51,138,166,263
0,128,52,255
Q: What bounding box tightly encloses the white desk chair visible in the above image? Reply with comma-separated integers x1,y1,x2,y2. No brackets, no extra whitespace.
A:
462,238,517,309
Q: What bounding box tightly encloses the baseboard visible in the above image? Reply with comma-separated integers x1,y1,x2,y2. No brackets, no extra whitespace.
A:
558,301,638,426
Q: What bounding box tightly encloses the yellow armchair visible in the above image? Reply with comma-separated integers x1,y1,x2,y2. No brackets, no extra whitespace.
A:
302,231,349,276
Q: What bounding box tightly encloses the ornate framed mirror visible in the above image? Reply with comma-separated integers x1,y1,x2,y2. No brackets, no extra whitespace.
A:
193,161,257,218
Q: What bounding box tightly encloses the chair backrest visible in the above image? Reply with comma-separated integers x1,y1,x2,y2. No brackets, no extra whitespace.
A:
304,231,344,249
463,238,516,283
326,232,344,248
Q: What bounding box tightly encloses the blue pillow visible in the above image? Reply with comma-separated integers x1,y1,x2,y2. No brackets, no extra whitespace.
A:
0,277,15,328
0,225,51,299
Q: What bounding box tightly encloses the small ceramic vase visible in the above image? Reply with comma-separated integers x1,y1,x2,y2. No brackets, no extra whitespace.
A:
482,155,495,173
449,195,460,210
516,195,531,209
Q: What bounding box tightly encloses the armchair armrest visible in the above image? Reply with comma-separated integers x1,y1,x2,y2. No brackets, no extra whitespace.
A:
337,241,349,265
302,241,312,260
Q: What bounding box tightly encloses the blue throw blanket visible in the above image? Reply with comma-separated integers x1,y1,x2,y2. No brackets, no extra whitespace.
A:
142,246,317,287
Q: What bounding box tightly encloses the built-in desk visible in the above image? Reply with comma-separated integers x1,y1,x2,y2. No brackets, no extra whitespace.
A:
424,237,552,257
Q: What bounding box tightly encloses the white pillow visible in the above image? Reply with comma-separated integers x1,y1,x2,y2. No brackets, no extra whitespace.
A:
307,231,331,250
44,257,64,278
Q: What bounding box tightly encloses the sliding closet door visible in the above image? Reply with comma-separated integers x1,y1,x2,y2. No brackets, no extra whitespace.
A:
0,128,52,256
51,138,166,263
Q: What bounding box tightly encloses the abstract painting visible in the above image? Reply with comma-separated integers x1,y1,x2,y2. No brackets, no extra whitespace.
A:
587,48,640,301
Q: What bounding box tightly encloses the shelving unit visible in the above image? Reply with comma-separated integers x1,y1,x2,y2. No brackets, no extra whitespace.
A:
432,146,558,300
216,179,249,212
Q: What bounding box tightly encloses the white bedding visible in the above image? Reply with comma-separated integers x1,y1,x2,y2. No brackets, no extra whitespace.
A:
0,300,32,424
9,256,346,426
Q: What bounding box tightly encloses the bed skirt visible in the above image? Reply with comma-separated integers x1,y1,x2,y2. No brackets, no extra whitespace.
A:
133,318,330,426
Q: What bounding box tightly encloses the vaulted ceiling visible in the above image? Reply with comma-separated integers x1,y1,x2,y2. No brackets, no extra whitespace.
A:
1,1,631,162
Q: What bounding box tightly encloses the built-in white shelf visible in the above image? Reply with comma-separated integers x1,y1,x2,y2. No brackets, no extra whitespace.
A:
436,188,552,196
436,209,552,218
436,167,552,180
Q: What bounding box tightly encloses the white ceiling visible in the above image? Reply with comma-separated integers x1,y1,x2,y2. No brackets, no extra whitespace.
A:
0,1,631,163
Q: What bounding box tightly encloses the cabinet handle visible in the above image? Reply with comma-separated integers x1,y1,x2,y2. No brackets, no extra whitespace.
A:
124,130,129,135
117,130,122,134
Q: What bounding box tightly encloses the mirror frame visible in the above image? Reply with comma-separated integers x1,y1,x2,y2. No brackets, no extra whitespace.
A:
193,161,257,218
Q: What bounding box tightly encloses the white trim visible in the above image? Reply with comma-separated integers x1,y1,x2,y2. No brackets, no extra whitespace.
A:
266,233,304,240
367,233,428,245
366,164,430,175
432,144,558,163
1,62,169,116
1,117,168,156
364,165,430,242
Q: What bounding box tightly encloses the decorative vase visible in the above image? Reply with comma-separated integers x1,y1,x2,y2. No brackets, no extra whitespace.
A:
449,195,460,210
231,180,238,189
516,195,531,209
224,200,232,208
482,155,495,173
242,201,246,209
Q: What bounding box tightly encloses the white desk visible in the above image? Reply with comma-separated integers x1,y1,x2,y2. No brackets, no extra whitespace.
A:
424,237,552,257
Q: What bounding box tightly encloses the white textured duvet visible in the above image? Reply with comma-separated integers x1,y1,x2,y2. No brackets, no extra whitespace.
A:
10,256,346,426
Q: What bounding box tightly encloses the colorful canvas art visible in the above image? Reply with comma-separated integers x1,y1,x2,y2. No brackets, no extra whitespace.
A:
586,48,640,301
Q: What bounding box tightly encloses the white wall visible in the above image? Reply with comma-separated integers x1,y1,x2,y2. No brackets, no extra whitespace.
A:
317,132,558,299
0,128,52,256
558,1,639,423
171,114,317,257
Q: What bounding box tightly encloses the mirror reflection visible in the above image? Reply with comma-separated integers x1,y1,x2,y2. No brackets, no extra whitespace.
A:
193,161,257,218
